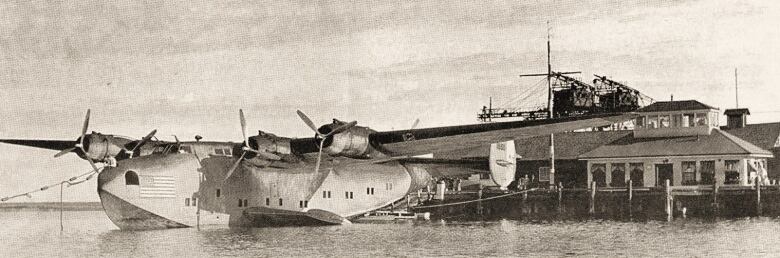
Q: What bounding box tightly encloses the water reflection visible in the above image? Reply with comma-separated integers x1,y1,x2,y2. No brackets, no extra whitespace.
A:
2,210,780,257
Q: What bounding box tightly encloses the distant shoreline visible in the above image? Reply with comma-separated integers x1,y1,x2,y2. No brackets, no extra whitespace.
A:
0,202,103,211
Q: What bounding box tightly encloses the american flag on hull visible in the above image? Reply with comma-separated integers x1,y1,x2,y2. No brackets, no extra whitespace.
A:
139,175,176,198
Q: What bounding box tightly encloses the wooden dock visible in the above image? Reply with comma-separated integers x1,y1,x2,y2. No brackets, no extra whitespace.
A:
410,180,780,221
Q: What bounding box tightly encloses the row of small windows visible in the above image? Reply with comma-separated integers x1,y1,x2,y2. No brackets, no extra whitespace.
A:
214,148,232,156
185,197,198,207
591,160,742,187
321,186,386,199
635,112,718,129
299,200,309,208
237,198,248,207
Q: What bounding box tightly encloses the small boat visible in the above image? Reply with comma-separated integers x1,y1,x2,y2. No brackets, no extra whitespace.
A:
355,210,430,223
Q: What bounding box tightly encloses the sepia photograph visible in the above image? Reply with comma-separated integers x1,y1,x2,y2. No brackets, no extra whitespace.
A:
1,1,780,257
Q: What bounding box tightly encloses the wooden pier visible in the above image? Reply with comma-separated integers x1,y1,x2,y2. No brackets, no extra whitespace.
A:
410,180,780,221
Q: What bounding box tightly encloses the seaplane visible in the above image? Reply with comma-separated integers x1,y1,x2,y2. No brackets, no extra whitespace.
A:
0,109,635,230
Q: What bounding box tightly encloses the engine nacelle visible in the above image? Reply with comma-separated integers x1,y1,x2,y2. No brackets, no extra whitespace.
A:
318,120,376,159
79,133,134,162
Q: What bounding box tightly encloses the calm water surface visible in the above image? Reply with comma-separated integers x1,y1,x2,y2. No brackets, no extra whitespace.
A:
1,210,779,257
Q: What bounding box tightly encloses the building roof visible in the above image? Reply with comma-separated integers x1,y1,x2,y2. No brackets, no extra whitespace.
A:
724,108,751,116
579,129,772,159
722,122,780,150
637,100,717,113
514,131,631,160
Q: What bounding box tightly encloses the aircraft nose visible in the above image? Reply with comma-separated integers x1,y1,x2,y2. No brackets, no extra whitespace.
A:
97,167,121,193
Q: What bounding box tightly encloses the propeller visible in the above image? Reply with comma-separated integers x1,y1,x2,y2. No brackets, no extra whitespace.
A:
224,109,282,181
51,109,102,174
295,110,357,173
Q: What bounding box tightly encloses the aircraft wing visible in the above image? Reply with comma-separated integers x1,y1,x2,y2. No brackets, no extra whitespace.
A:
0,139,76,151
396,157,488,178
370,112,637,156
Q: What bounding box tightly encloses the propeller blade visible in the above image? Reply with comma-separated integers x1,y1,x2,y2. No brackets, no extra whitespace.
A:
85,156,101,174
314,141,324,173
130,129,157,153
411,118,420,129
79,109,91,148
224,152,247,181
325,121,357,137
239,109,249,147
53,147,77,158
296,110,320,135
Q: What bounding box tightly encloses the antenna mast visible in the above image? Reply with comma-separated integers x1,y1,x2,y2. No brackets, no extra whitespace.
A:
547,21,553,118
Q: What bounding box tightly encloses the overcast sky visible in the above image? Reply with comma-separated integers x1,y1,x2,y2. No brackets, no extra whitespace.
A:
2,0,779,202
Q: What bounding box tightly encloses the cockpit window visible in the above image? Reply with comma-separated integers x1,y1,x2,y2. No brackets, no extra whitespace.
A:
180,146,192,154
125,171,139,185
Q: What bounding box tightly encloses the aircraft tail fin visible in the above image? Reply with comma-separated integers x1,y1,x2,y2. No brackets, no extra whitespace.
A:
489,140,517,190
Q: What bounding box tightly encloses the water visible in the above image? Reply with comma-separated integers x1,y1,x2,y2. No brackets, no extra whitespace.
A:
1,210,779,257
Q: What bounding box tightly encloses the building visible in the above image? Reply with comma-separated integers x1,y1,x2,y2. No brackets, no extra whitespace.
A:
447,100,779,189
580,100,772,187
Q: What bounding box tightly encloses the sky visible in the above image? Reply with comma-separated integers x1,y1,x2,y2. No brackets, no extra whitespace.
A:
1,0,780,202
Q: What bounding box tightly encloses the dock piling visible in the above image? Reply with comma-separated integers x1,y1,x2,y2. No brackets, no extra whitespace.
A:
713,184,719,215
557,182,563,213
628,180,633,217
589,182,596,215
756,179,762,216
665,179,672,221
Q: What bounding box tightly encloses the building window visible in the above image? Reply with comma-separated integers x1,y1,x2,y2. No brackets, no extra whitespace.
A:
323,191,327,198
610,163,626,187
723,160,740,185
700,161,715,185
647,115,659,129
216,189,221,198
304,201,308,208
243,199,248,207
299,201,304,208
539,167,550,182
629,163,644,186
238,199,242,207
683,113,695,127
682,161,697,185
125,171,139,185
185,198,190,206
591,163,607,187
193,198,198,207
367,187,375,195
672,114,683,127
695,113,707,126
278,198,283,206
266,198,270,206
709,112,719,127
386,183,393,190
659,115,670,128
635,116,645,128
